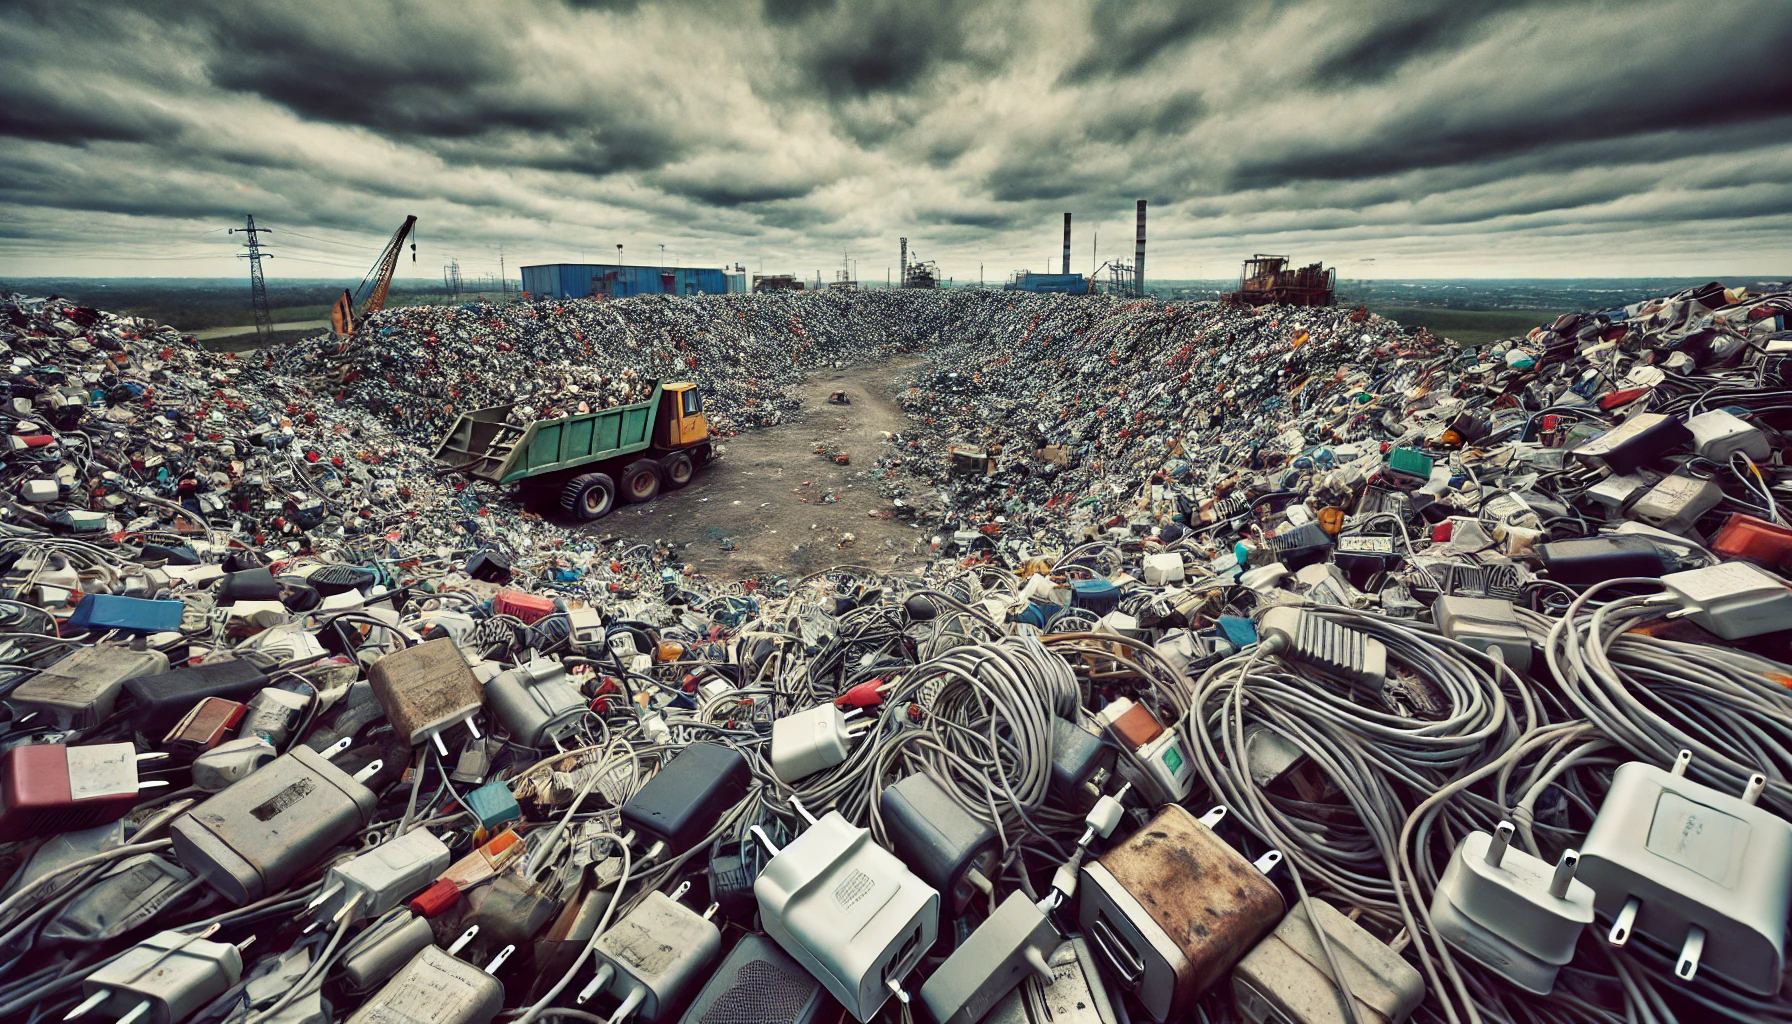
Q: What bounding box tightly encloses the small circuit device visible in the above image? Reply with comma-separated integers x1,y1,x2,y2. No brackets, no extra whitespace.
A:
1432,596,1532,672
308,828,452,929
919,891,1058,1024
0,742,163,838
1079,804,1285,1023
1535,535,1671,585
771,704,859,783
1233,899,1425,1024
171,741,381,904
880,773,998,915
755,800,940,1022
1579,751,1792,995
1257,607,1387,691
366,638,485,751
345,942,512,1024
1093,697,1194,805
578,884,721,1021
1659,562,1792,639
1430,822,1594,995
620,742,750,855
9,642,169,732
65,930,244,1024
484,655,585,748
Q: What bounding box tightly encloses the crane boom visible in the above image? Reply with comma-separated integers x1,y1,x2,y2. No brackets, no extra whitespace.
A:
330,215,417,336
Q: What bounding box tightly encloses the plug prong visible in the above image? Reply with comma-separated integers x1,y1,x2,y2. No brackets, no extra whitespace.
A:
484,944,513,974
578,963,616,1004
608,987,645,1024
790,796,818,826
448,926,478,956
1677,926,1705,982
114,1000,151,1024
750,825,782,856
432,731,449,756
1742,773,1766,806
1485,822,1514,868
886,978,910,1005
1671,750,1692,777
1548,850,1579,899
63,992,106,1021
1609,896,1640,947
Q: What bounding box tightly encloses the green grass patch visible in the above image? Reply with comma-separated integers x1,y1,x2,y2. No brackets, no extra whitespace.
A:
1370,306,1563,348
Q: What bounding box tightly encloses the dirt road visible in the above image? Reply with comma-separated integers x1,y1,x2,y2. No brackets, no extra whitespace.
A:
590,358,935,578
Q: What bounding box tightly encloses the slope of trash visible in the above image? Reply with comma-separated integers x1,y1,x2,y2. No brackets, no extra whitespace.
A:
0,278,1789,1024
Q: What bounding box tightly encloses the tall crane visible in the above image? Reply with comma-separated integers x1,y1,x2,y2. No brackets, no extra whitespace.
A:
330,215,417,336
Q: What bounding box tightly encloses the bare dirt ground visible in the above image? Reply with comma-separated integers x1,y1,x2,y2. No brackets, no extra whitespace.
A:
588,357,936,578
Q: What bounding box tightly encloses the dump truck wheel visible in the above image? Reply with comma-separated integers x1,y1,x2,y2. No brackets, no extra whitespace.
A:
621,460,661,503
661,452,694,489
561,473,615,521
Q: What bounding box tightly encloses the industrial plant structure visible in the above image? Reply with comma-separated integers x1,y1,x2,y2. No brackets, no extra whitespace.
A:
1226,255,1336,307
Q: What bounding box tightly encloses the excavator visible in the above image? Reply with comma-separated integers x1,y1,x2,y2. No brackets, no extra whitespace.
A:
330,215,417,336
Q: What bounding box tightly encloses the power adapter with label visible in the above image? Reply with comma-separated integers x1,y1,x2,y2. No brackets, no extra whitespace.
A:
9,641,170,732
1659,561,1792,639
367,638,485,754
0,742,167,838
754,799,940,1022
1233,898,1425,1024
578,882,721,1022
1429,821,1593,995
1580,750,1792,994
346,938,513,1024
983,936,1117,1024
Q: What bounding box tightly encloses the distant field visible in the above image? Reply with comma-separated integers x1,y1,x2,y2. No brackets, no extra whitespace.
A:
1369,305,1560,348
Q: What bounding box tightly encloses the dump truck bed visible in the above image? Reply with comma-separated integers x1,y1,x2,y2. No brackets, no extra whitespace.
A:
434,383,661,484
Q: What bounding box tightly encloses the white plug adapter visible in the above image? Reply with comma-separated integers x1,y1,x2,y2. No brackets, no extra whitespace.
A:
1429,822,1593,995
1660,562,1792,639
1580,751,1792,995
754,804,939,1022
771,703,855,783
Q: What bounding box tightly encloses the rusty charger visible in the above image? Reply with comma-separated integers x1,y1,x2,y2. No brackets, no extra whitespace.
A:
1078,804,1286,1023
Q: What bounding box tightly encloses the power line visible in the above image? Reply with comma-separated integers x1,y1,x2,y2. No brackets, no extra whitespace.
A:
229,214,274,344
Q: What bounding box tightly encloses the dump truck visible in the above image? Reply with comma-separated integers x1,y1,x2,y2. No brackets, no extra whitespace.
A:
434,380,711,521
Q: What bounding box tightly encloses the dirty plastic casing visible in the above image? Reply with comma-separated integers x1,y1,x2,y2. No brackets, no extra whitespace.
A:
1077,804,1285,1023
1233,900,1424,1024
345,944,503,1024
590,891,722,1022
81,929,243,1024
171,744,378,904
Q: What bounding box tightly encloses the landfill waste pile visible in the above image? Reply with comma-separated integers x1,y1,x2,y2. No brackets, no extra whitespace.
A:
1,278,1791,1024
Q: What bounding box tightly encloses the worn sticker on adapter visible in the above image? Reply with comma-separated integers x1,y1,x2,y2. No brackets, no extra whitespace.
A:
66,742,137,800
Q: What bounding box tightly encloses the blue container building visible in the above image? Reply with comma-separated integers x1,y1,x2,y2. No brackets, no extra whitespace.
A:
1004,272,1089,295
521,264,730,300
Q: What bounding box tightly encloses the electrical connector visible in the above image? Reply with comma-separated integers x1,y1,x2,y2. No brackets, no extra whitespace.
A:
1660,562,1792,639
464,780,522,829
880,773,998,915
163,697,247,758
771,704,860,782
1429,822,1594,995
485,655,585,748
1686,408,1770,463
344,941,512,1024
620,742,750,855
367,638,485,753
1579,751,1792,994
1536,535,1672,585
307,829,451,930
1093,698,1193,805
577,884,721,1022
1432,596,1532,672
10,642,169,732
1233,899,1425,1024
122,659,270,739
171,740,381,904
410,829,524,917
0,742,166,838
1257,608,1387,691
919,891,1058,1024
64,929,244,1024
1078,804,1284,1023
1570,412,1691,475
336,913,437,996
754,800,940,1022
1625,474,1722,536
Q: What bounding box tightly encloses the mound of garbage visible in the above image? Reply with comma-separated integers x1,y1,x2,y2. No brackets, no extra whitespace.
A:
0,278,1789,1024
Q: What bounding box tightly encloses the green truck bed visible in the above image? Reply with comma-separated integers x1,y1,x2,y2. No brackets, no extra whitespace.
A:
435,383,662,484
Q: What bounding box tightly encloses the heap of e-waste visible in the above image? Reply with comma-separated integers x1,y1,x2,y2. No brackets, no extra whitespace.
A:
0,279,1789,1024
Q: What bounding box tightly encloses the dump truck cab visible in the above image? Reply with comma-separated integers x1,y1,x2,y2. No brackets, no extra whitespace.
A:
659,382,709,448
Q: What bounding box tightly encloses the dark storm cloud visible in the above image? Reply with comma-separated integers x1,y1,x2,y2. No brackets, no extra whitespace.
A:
0,0,1789,279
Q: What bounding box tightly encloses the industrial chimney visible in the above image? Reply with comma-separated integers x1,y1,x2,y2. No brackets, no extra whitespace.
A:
1134,200,1147,297
900,237,908,283
1062,213,1072,276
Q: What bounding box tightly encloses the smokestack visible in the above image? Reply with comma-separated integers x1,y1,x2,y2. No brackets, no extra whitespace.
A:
900,237,908,283
1134,200,1147,296
1062,213,1072,276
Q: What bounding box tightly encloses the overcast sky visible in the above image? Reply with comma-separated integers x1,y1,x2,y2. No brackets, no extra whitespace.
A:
2,0,1788,284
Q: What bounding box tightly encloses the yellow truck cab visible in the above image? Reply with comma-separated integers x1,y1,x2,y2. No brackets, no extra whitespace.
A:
659,382,709,448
